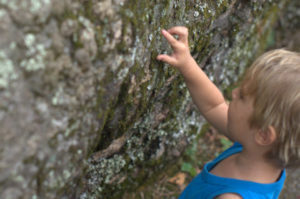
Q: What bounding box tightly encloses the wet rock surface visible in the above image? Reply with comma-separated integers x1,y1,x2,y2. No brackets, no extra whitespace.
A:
0,0,298,198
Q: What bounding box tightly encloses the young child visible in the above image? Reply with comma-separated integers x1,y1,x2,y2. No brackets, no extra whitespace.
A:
156,26,300,199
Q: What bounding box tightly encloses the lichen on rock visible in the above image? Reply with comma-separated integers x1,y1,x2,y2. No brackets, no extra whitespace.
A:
0,0,297,199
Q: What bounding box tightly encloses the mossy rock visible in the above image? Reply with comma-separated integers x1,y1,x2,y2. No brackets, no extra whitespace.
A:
0,0,297,198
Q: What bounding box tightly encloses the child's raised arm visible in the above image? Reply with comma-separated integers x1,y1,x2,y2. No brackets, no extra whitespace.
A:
157,26,230,139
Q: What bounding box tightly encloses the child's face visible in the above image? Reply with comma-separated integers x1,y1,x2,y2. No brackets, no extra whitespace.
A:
227,86,257,143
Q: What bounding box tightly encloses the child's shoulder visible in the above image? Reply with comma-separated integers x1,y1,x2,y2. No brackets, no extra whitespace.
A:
209,153,240,180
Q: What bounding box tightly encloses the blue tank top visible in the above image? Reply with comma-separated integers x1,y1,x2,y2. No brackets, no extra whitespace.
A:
178,142,286,199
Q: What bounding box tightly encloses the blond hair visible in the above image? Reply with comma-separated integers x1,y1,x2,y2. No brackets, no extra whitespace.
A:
241,49,300,168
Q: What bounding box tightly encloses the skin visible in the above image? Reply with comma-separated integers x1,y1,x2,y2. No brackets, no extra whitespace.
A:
157,26,282,199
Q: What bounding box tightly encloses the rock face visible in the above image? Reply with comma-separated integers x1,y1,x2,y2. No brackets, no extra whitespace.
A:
0,0,296,198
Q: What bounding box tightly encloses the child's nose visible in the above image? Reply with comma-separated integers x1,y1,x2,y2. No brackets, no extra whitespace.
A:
232,88,238,100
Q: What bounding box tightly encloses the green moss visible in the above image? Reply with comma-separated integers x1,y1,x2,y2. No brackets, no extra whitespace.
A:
61,7,77,20
82,0,95,22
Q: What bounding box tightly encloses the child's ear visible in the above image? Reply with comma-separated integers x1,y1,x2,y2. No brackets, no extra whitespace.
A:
255,126,277,146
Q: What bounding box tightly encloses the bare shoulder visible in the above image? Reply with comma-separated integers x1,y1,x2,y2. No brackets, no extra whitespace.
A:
215,193,243,199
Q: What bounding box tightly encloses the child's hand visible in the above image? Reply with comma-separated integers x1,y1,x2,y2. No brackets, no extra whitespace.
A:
156,26,193,69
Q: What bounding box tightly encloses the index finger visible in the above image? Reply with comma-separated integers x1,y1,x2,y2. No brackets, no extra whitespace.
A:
161,29,178,47
167,26,188,42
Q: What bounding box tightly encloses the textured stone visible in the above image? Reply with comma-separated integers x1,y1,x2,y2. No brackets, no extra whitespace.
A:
0,0,297,199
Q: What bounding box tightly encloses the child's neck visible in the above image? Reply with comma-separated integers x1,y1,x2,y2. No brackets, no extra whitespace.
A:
233,149,283,183
210,148,283,184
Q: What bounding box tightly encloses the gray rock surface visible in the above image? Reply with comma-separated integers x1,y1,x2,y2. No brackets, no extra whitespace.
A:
273,1,300,198
0,0,298,198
